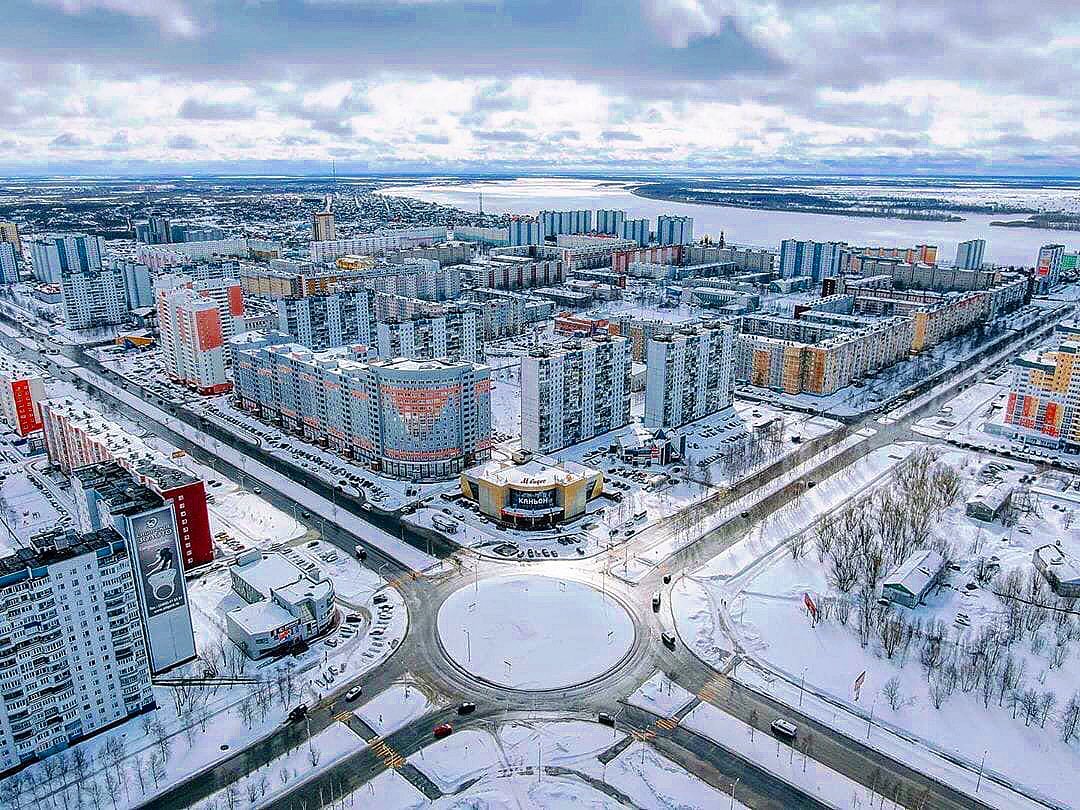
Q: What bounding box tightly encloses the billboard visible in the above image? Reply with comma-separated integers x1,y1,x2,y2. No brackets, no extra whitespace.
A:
127,504,197,674
509,488,556,510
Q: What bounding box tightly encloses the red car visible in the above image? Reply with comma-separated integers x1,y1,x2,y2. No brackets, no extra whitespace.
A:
433,723,453,739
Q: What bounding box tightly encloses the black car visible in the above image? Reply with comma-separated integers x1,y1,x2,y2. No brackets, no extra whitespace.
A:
457,702,476,715
598,712,615,727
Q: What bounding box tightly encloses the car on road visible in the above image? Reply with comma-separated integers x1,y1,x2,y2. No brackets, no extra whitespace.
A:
770,718,798,739
433,723,453,738
457,702,476,715
661,632,677,649
286,705,308,723
345,686,362,701
597,712,615,727
652,593,662,612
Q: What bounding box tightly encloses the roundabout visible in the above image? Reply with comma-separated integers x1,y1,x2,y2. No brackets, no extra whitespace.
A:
435,573,636,691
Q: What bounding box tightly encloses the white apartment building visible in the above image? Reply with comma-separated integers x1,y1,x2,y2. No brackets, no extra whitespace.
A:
644,322,736,430
375,307,481,364
521,334,631,453
0,528,155,772
156,277,238,395
309,227,446,264
30,233,106,283
0,242,17,285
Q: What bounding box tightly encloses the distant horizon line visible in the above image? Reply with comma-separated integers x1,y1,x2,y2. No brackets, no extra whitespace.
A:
3,171,1080,182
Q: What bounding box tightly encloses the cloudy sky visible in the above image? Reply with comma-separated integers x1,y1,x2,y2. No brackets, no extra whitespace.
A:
3,0,1080,176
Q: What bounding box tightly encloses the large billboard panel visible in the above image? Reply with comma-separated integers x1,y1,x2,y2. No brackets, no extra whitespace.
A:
127,505,197,674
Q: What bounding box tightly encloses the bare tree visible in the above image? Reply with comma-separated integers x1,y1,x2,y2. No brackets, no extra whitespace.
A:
1039,691,1058,728
882,676,904,711
307,741,321,768
1061,692,1080,743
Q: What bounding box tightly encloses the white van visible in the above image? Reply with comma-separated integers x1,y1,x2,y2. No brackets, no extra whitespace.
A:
770,718,798,739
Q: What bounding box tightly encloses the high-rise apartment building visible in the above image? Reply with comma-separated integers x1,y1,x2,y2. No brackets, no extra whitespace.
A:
779,239,846,282
508,217,541,246
1036,244,1066,293
231,333,492,480
644,322,735,430
955,239,986,270
0,351,46,437
40,397,215,569
312,198,336,242
0,527,155,772
135,214,172,245
376,307,481,364
539,210,592,239
30,233,106,283
70,462,198,674
169,224,226,243
60,259,152,329
276,287,376,350
595,209,627,236
656,215,694,246
1002,322,1080,450
621,218,650,247
0,242,17,285
521,334,631,453
157,287,231,394
0,222,21,252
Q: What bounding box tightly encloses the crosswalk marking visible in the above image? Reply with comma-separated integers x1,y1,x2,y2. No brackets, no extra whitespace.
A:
656,716,679,731
333,710,352,724
369,737,406,769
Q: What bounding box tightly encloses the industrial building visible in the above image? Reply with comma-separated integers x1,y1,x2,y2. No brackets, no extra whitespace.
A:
644,322,736,430
521,334,631,454
231,333,492,480
1033,545,1080,598
881,548,946,608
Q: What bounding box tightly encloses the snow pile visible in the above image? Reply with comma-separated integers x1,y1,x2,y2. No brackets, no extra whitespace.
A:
626,671,696,718
355,676,444,737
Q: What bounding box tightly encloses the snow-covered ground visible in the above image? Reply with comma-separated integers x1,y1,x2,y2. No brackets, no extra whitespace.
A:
400,716,745,809
436,575,635,690
201,722,364,809
675,441,1080,809
605,742,748,810
409,718,624,793
355,675,445,737
625,671,696,718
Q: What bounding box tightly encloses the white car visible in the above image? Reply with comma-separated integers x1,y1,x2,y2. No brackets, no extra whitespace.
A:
345,686,362,701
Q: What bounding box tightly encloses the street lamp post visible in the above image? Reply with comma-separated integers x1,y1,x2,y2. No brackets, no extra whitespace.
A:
976,750,987,793
729,777,739,810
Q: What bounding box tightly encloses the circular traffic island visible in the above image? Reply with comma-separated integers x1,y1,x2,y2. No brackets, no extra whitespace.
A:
436,574,635,691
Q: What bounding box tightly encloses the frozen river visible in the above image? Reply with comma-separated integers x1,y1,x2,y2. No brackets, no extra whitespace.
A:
379,177,1076,268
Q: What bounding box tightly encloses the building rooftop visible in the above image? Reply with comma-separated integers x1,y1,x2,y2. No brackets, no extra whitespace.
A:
466,455,599,488
1034,545,1080,586
227,599,298,635
230,551,311,600
883,548,944,597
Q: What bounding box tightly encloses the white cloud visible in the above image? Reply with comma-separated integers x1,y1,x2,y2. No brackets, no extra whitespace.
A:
33,0,199,37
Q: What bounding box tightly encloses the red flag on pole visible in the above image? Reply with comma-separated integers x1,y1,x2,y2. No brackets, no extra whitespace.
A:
853,670,866,701
803,592,817,620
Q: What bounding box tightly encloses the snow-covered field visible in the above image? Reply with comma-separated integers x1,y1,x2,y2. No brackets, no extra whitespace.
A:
436,575,635,690
675,441,1080,808
399,716,744,809
355,675,445,737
